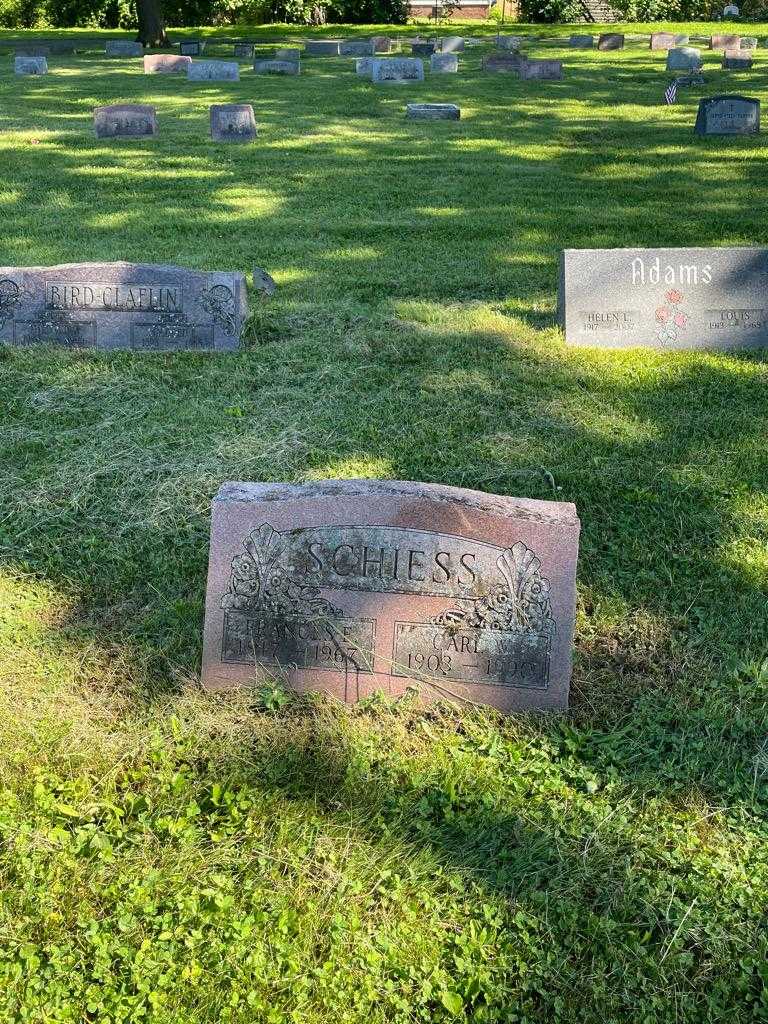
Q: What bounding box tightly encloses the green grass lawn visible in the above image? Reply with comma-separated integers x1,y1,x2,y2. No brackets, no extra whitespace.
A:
1,23,768,1022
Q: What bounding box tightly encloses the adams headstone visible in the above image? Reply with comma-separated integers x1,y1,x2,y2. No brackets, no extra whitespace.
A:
371,58,424,83
695,94,759,135
105,40,143,57
406,102,460,119
598,33,624,51
430,52,458,73
144,54,192,74
201,480,580,713
0,262,247,351
15,56,47,75
94,104,157,138
559,246,768,349
210,104,257,142
253,59,300,74
188,60,239,81
666,46,702,71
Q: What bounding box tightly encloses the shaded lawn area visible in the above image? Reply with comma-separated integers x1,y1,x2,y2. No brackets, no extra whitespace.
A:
0,25,767,1024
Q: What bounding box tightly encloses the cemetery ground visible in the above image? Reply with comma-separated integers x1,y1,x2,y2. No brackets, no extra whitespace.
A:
1,21,768,1022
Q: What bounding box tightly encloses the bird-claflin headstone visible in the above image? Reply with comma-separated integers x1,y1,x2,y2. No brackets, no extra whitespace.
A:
559,247,768,349
520,59,563,80
695,94,759,134
666,47,702,71
94,104,157,138
210,104,257,142
430,52,458,73
253,59,300,75
0,262,247,351
406,102,460,120
201,480,580,713
15,56,47,75
305,40,340,56
188,60,239,81
340,40,374,56
371,58,424,83
144,54,192,74
569,35,593,48
598,33,624,51
105,40,143,57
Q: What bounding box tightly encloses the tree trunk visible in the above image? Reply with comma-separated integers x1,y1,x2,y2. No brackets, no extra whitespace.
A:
136,0,171,48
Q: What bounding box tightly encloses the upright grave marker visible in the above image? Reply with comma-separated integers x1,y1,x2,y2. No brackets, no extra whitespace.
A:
598,33,624,51
723,50,753,69
569,35,593,48
651,32,689,49
521,59,563,80
372,36,392,53
710,34,740,49
210,104,257,142
14,45,50,57
497,35,523,50
254,59,300,75
356,56,374,76
440,36,464,52
483,52,526,73
15,57,47,75
144,54,192,74
94,104,157,138
695,94,759,134
276,47,302,60
371,58,424,83
180,40,206,56
201,480,580,713
340,40,374,56
559,247,768,349
105,40,143,57
305,40,340,56
188,60,239,81
411,41,436,56
0,262,247,351
666,47,702,71
234,42,255,58
431,53,458,73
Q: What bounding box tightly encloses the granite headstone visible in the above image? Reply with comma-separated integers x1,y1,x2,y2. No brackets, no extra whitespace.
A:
15,56,47,75
710,34,740,49
180,40,206,56
304,40,340,56
356,56,374,76
440,36,464,53
144,54,192,74
94,104,157,138
0,261,247,351
598,33,624,51
520,58,563,80
234,42,255,58
201,480,580,713
411,42,436,56
275,47,302,60
695,94,759,134
651,32,689,49
210,103,257,142
559,246,768,349
188,60,239,81
483,52,526,73
723,49,753,68
340,40,374,56
253,59,300,74
105,40,143,57
406,102,460,120
666,47,702,71
372,35,392,53
430,52,458,73
371,58,424,83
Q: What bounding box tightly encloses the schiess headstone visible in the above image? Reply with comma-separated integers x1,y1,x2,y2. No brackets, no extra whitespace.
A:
559,247,768,349
94,104,157,138
0,262,247,351
188,61,239,81
201,480,580,713
210,104,257,142
371,58,424,83
15,57,47,75
695,94,759,135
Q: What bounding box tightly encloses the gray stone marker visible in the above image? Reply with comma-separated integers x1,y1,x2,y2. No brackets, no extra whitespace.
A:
0,262,247,352
521,58,563,80
275,47,302,60
431,52,458,73
497,34,523,50
47,41,78,54
569,34,593,48
210,103,257,142
695,94,759,134
651,32,689,49
105,40,143,57
188,60,239,81
15,57,47,75
440,36,464,52
723,49,753,69
598,33,624,51
94,104,157,139
740,36,758,50
234,42,254,58
356,56,374,76
406,102,460,120
710,33,740,49
372,35,391,53
304,40,340,56
340,40,374,56
411,42,436,56
144,54,192,74
180,40,206,56
14,45,50,57
253,267,276,298
253,59,300,75
483,52,526,73
559,247,768,349
666,46,702,71
371,58,424,83
201,480,580,713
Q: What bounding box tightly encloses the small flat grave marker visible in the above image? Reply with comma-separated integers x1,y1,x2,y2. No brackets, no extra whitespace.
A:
201,480,580,713
0,261,247,351
598,33,624,51
695,94,759,134
144,54,191,74
105,40,143,57
430,52,458,73
406,102,460,119
188,60,239,81
94,103,157,138
210,103,257,142
371,57,424,83
560,246,768,349
15,56,47,75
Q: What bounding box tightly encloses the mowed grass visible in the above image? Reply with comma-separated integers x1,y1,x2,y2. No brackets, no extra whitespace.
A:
1,22,768,1023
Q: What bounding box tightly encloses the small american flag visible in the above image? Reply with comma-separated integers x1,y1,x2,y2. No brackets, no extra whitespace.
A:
665,79,678,104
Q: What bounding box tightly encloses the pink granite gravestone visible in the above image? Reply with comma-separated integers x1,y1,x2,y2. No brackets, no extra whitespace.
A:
144,54,192,74
202,480,580,713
